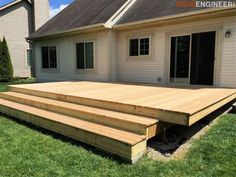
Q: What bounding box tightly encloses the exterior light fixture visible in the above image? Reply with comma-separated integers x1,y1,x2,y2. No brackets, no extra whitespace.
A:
225,30,231,38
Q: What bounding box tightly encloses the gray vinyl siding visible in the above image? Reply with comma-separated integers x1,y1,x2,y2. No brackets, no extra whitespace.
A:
117,16,236,88
0,1,33,77
219,20,236,87
33,16,236,88
35,32,110,82
117,31,165,83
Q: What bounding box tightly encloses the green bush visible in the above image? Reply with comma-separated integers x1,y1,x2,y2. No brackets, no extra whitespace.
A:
0,37,13,82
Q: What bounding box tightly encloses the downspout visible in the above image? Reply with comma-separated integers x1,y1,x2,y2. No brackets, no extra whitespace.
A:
26,38,36,78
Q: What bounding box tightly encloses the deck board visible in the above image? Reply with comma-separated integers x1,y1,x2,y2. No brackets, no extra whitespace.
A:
10,81,236,125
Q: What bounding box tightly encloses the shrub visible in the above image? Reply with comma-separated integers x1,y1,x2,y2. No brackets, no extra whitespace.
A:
0,37,13,82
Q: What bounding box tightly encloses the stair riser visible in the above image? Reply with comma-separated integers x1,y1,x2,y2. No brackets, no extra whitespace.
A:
0,104,146,164
0,94,147,135
9,86,188,125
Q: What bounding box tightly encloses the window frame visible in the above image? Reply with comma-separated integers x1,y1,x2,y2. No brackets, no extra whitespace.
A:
128,36,151,57
26,49,33,67
76,41,95,70
41,46,58,70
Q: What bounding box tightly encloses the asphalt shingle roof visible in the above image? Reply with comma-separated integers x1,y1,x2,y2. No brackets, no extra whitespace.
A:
29,0,236,39
117,0,206,24
29,0,127,39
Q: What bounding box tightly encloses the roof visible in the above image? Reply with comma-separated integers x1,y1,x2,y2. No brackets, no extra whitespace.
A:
28,0,236,40
29,0,127,39
117,0,206,24
0,0,31,11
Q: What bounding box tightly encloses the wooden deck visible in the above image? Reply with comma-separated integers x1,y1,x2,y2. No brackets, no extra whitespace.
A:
0,81,235,163
8,81,236,125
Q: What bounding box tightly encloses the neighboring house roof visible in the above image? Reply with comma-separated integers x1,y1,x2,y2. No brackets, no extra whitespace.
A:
29,0,128,39
0,0,31,11
116,0,206,24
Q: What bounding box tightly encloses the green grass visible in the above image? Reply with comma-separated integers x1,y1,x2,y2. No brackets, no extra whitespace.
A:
0,113,235,177
0,78,36,92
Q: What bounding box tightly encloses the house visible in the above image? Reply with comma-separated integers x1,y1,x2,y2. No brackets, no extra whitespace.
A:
0,0,49,77
28,0,236,88
0,0,235,163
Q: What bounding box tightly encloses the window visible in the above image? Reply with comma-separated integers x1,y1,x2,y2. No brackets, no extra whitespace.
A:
129,37,150,56
140,38,149,55
27,49,33,67
130,39,139,56
41,46,57,69
76,42,94,69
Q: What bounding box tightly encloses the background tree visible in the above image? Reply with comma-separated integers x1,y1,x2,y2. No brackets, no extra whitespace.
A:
0,37,13,81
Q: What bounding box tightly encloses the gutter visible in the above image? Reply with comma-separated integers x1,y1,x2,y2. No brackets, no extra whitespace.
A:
27,6,236,40
27,23,105,40
113,7,236,29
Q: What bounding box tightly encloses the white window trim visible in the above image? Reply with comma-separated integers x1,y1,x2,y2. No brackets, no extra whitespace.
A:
25,48,32,68
169,34,192,84
76,40,96,71
40,44,60,73
165,25,221,86
42,46,57,69
128,36,151,58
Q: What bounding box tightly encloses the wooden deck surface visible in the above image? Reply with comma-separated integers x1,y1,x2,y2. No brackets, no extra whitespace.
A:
11,81,236,115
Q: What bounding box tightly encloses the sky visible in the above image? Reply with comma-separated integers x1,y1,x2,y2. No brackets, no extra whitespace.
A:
0,0,74,18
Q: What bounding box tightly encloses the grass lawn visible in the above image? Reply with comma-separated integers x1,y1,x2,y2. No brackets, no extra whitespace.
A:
0,113,235,177
0,78,36,92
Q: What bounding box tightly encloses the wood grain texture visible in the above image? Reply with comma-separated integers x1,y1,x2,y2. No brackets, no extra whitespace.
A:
0,91,158,135
9,81,236,125
0,98,147,163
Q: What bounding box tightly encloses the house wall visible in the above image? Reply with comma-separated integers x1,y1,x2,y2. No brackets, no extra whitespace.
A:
34,31,111,82
0,1,34,77
116,16,236,87
220,20,236,87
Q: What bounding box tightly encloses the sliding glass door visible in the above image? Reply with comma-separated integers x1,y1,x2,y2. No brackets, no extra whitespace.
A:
170,35,191,83
169,32,216,85
190,32,215,85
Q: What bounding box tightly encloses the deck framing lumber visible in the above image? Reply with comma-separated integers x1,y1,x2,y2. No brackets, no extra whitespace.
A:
0,92,158,135
0,99,147,163
8,82,236,126
189,93,236,125
146,121,173,139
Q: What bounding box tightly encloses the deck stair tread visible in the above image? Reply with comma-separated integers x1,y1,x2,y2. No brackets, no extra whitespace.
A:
0,98,145,145
0,92,158,126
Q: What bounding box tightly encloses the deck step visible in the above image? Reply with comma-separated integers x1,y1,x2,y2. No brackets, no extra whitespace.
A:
0,92,158,137
0,98,146,163
9,85,162,119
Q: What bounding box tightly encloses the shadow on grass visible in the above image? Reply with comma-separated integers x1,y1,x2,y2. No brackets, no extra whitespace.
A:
148,101,235,155
0,112,129,165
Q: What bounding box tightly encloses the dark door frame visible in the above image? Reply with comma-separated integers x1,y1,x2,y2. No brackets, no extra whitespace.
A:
168,30,217,86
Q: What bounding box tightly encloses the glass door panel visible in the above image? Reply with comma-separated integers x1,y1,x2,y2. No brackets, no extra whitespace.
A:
170,35,190,83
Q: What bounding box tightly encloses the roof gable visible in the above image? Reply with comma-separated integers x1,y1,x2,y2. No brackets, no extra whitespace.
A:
29,0,128,39
0,0,31,11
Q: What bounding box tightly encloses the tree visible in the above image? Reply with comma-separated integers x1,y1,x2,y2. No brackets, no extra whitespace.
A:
0,37,13,81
